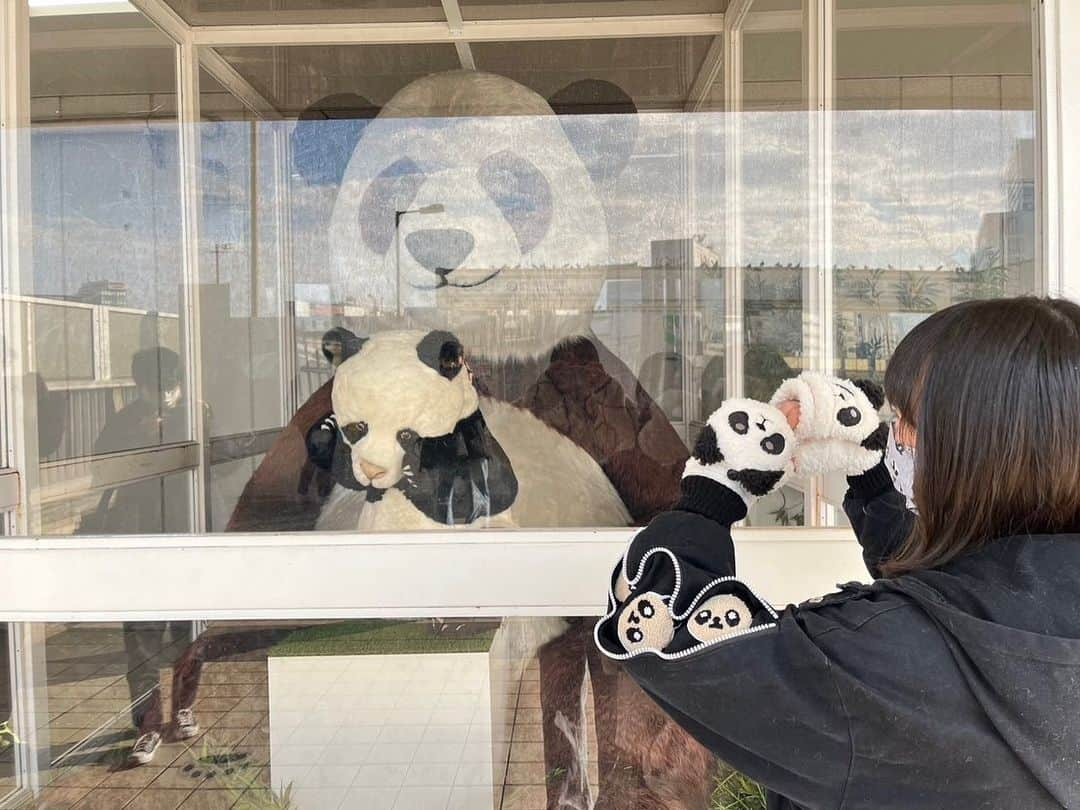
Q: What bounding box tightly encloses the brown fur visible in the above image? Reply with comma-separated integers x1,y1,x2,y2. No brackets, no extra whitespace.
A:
539,621,715,810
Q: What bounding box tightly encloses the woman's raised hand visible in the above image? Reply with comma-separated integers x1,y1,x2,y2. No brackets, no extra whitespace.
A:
769,372,887,476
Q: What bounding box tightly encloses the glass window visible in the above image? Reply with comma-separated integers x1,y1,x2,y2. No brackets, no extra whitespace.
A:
832,0,1039,380
16,617,746,810
202,36,727,532
25,7,193,535
738,2,810,526
820,0,1039,513
4,1,1042,538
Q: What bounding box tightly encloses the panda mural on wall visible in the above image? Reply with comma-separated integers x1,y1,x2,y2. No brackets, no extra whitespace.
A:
227,70,714,809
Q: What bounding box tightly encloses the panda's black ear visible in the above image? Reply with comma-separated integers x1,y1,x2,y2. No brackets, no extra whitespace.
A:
548,79,639,183
853,378,885,410
417,330,466,381
322,328,366,367
292,92,381,187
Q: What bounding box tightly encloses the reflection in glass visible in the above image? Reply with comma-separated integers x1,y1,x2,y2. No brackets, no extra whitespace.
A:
832,0,1038,384
22,10,191,535
7,11,1042,536
18,618,742,809
218,62,726,533
740,6,809,527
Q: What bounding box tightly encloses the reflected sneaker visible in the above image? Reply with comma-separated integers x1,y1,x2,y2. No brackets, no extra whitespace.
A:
174,707,199,740
128,731,161,766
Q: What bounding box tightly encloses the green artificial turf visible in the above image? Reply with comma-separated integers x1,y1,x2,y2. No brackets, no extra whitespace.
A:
711,766,768,810
269,619,498,657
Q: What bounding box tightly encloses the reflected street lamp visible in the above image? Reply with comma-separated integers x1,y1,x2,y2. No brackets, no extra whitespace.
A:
395,204,445,317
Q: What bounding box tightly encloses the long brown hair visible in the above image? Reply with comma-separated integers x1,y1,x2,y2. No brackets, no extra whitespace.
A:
880,297,1080,576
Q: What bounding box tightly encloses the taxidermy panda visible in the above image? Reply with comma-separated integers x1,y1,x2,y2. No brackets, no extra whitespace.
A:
307,328,630,531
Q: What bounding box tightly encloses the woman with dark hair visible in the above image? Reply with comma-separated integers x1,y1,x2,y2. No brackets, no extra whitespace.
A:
595,297,1080,809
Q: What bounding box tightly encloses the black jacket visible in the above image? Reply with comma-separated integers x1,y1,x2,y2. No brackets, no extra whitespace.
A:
596,463,1080,809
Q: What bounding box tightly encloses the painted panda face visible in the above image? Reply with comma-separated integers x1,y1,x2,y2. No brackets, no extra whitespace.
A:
331,331,479,489
326,72,609,354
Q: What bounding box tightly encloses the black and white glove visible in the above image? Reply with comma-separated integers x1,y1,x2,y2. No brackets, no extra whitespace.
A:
683,398,797,504
769,372,887,476
603,398,794,655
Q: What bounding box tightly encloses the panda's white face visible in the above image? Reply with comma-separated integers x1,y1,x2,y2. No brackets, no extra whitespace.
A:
331,331,479,489
828,379,878,443
327,71,609,359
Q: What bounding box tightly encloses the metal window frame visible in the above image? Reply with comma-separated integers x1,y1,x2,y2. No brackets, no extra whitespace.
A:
0,0,1073,622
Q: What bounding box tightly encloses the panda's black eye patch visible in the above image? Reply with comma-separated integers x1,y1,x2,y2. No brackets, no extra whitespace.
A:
358,157,426,255
728,411,750,435
477,150,553,254
724,609,742,627
760,433,785,455
837,407,861,427
341,422,368,444
692,425,723,465
397,428,417,445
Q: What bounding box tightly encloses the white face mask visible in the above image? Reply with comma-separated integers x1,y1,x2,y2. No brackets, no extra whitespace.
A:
885,421,917,511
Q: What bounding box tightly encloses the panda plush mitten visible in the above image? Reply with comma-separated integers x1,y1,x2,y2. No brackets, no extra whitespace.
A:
604,399,795,655
769,372,888,476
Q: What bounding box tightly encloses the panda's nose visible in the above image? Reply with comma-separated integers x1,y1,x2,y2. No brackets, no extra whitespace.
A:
404,228,474,274
359,460,387,481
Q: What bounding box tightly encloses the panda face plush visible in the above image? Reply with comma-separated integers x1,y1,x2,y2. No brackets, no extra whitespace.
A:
330,330,479,490
769,372,887,476
684,398,796,504
327,70,610,359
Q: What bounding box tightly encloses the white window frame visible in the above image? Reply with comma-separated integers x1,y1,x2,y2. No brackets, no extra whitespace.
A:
0,0,1076,624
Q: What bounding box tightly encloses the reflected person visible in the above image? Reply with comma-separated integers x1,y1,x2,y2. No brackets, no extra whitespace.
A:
84,347,203,766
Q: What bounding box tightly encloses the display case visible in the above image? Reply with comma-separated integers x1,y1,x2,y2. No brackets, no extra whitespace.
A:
0,0,1075,807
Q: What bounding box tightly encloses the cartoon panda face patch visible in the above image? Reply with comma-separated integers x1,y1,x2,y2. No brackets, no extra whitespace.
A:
688,595,753,644
617,592,675,653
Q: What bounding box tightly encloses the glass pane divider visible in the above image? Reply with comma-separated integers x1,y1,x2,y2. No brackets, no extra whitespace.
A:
176,40,208,534
1,0,40,536
723,19,745,400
